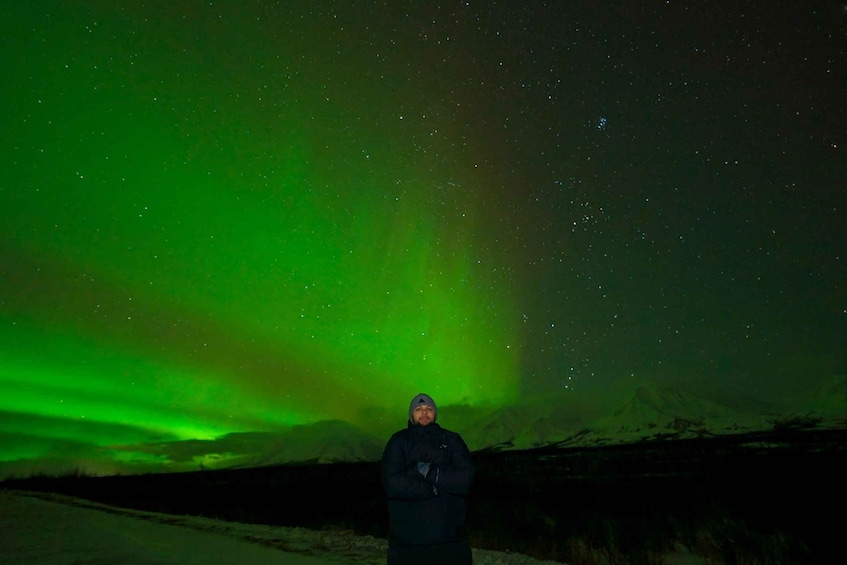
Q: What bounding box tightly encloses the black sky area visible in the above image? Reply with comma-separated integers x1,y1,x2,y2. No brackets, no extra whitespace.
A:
477,0,847,398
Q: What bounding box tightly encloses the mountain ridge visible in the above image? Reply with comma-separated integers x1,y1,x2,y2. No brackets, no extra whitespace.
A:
231,375,847,468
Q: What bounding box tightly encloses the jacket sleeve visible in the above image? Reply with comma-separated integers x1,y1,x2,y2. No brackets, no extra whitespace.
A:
435,432,475,496
382,433,435,500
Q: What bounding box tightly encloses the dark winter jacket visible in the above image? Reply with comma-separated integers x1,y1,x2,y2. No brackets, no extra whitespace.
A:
382,422,475,547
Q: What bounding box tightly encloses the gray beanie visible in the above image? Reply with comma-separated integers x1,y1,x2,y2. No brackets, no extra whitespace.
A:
409,393,437,423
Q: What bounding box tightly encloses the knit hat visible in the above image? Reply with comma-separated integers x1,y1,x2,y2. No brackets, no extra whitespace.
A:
409,393,437,423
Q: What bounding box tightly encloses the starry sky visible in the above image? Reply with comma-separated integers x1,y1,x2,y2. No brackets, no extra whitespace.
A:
1,1,845,476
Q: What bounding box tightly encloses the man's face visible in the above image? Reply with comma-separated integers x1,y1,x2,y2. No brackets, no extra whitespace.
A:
411,404,435,426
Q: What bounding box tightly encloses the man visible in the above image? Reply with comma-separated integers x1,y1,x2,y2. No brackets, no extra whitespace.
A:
382,393,475,565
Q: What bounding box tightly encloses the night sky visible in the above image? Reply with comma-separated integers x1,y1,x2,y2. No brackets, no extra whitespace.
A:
2,1,845,475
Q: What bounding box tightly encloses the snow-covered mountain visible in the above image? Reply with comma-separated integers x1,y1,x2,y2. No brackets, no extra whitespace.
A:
454,376,846,453
792,374,847,421
238,420,385,467
218,376,847,469
460,401,563,451
585,382,775,443
454,390,608,452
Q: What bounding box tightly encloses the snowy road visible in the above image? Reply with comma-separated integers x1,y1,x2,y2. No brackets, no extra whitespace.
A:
0,490,571,564
0,490,355,564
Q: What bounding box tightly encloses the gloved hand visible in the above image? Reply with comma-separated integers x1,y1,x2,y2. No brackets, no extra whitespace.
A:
416,463,438,484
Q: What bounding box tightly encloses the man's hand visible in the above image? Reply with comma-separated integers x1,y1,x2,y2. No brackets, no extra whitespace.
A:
417,461,439,482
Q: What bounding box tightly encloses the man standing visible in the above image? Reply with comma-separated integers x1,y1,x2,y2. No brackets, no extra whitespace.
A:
382,393,475,565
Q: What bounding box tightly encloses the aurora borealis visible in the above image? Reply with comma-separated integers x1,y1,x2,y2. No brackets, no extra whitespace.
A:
1,2,844,476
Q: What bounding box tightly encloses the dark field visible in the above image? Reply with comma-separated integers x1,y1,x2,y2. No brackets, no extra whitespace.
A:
4,427,845,565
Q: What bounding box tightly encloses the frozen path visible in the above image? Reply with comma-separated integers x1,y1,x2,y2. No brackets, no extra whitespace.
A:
0,490,571,564
0,490,355,564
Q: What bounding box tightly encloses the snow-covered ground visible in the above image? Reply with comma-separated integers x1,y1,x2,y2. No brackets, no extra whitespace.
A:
0,490,567,565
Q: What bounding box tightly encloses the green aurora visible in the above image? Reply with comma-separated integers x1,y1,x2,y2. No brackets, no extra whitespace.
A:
2,2,523,473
